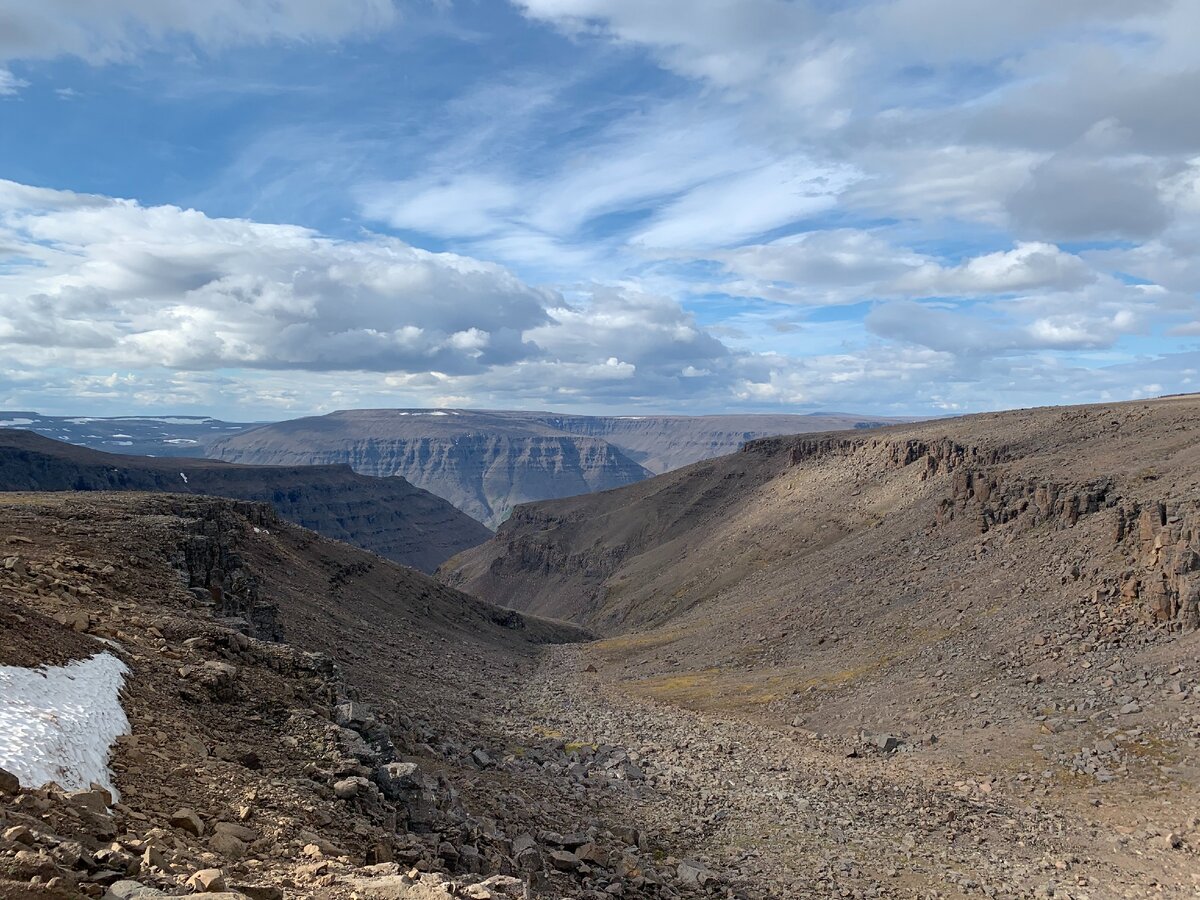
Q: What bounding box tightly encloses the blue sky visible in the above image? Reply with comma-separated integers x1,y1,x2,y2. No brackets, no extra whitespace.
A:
1,0,1198,418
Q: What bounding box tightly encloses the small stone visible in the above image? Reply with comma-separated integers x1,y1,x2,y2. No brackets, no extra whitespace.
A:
333,778,362,800
471,748,493,768
4,824,34,844
548,850,579,871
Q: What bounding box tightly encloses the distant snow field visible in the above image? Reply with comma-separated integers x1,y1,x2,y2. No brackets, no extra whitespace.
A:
0,653,130,798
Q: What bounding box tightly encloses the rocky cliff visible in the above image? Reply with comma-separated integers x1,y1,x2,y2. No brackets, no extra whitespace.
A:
519,412,913,473
207,410,652,528
0,430,490,572
444,396,1200,634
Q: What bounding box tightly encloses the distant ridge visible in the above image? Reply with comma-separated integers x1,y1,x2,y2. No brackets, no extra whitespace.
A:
0,429,490,572
0,411,261,457
208,408,914,525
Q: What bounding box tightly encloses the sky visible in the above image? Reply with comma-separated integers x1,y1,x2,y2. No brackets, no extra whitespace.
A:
0,0,1198,419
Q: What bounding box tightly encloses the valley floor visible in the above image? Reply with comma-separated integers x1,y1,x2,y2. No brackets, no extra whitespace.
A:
503,645,1200,900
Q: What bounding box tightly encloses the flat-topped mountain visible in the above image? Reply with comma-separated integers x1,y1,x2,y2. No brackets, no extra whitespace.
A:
207,408,910,527
208,409,653,528
0,429,490,572
517,411,914,473
0,411,259,456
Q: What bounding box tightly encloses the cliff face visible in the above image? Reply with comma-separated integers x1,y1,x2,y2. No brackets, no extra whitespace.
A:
0,430,491,572
521,412,913,473
208,410,651,528
442,395,1200,635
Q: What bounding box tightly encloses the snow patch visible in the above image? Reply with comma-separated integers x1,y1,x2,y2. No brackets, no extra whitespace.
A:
114,417,214,426
179,472,188,484
163,438,199,445
0,418,36,426
0,653,130,798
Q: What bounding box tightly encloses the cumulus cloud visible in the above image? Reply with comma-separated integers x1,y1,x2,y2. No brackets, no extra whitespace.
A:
710,233,1098,306
0,180,748,409
0,180,552,373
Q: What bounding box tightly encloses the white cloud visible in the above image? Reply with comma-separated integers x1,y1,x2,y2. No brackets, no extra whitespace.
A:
0,0,397,63
631,157,858,250
893,242,1096,296
710,233,1098,306
0,180,552,373
0,180,748,410
0,68,28,95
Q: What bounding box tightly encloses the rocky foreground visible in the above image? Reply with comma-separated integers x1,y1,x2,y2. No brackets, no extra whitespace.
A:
4,397,1200,899
0,494,767,900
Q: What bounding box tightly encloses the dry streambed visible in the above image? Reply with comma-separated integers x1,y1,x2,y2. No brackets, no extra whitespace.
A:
504,645,1197,900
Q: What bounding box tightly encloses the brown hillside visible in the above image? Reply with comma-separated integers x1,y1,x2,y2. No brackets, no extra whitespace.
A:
442,396,1200,895
0,430,491,573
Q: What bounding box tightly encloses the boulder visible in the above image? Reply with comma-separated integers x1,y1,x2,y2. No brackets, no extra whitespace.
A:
677,859,714,887
0,766,19,795
334,777,368,800
186,868,228,892
548,850,579,872
103,882,169,900
209,831,248,860
169,807,205,836
375,762,421,799
213,822,258,843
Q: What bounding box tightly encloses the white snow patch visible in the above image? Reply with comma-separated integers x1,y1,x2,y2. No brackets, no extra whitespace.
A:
179,472,188,484
110,434,133,439
63,417,95,424
0,652,130,798
163,438,199,445
0,418,36,426
108,441,133,446
115,417,213,426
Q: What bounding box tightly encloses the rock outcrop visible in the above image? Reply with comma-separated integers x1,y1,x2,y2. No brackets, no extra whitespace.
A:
207,410,652,529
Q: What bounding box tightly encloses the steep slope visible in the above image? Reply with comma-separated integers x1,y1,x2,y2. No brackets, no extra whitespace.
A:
440,396,1200,894
0,494,718,899
0,430,491,572
208,409,651,528
446,396,1200,631
0,411,259,457
518,411,915,473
